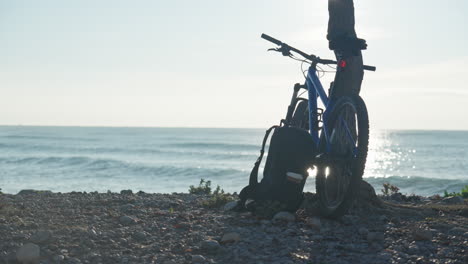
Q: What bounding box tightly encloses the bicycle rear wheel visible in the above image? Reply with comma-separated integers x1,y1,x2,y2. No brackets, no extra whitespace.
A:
315,95,369,218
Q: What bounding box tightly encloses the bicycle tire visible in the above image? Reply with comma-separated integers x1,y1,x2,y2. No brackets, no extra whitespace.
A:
315,94,369,218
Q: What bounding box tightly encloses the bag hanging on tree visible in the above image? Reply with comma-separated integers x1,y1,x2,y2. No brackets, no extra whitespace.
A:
236,125,316,213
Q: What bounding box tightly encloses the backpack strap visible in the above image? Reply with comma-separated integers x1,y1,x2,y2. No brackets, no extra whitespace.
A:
235,125,278,211
249,125,277,186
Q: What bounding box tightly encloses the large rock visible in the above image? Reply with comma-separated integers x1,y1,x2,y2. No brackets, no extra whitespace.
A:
358,180,383,206
120,190,133,195
16,243,40,263
441,196,464,205
17,190,51,195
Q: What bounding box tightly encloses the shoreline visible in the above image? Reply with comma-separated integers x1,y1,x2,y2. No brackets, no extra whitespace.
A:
1,189,467,264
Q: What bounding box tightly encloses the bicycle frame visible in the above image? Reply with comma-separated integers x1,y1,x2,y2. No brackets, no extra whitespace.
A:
304,65,358,157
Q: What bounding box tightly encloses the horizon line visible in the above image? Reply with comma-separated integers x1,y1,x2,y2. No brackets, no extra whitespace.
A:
1,124,467,132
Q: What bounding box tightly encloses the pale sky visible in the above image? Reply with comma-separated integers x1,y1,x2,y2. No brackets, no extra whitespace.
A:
1,0,467,130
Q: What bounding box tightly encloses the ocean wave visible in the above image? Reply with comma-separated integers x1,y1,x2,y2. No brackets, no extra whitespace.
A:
0,143,258,160
163,142,260,151
0,155,245,177
2,134,97,141
364,176,468,196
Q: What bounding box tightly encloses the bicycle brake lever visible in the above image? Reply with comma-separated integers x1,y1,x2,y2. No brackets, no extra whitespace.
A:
267,47,291,56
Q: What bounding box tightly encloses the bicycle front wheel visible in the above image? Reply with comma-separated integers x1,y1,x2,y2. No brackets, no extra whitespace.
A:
315,95,369,218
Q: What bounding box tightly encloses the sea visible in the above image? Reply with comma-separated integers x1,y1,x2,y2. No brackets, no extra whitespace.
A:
0,126,467,196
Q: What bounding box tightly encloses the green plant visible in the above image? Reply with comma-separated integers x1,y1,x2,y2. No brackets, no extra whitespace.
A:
443,185,468,198
189,179,235,208
381,182,400,196
189,179,212,195
462,185,468,198
201,191,234,208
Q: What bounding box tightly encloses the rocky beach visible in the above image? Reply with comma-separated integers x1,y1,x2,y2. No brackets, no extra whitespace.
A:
0,184,467,264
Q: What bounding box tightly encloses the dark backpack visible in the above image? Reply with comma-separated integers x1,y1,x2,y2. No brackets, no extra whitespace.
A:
236,125,316,213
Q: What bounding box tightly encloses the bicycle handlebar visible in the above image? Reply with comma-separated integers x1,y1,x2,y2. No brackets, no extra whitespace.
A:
261,33,376,72
261,33,282,46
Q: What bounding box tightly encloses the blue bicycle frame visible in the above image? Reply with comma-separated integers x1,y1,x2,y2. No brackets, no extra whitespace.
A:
305,66,358,157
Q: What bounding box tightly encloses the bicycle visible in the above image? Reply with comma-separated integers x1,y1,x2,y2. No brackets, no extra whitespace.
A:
261,33,376,218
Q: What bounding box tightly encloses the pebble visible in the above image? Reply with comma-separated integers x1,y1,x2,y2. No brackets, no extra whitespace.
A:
53,255,65,262
223,201,238,211
120,204,135,212
307,217,321,231
16,243,40,263
30,230,51,244
200,240,220,251
358,227,369,237
119,215,136,226
133,231,147,242
272,211,295,222
412,228,433,241
367,232,384,243
448,227,465,235
191,255,206,263
341,215,358,225
221,232,241,243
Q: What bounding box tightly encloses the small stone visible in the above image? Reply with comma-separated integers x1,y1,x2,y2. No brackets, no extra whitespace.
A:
441,196,464,204
200,240,220,251
412,228,432,241
53,255,65,262
120,204,135,212
358,227,369,236
68,257,82,264
16,243,40,263
174,222,191,229
30,230,51,244
88,228,98,238
119,215,137,225
221,232,241,243
223,201,238,211
341,215,358,225
448,227,465,235
307,217,321,231
191,255,206,263
133,231,147,241
367,232,384,243
272,211,295,222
